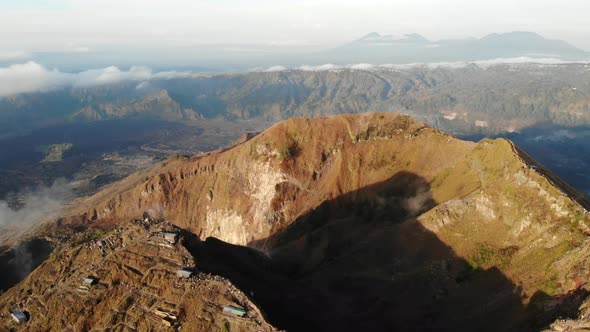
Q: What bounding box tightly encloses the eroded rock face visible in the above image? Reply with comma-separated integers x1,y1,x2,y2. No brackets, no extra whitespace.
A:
71,113,476,243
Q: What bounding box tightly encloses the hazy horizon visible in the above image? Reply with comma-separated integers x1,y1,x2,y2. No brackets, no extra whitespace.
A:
1,0,589,57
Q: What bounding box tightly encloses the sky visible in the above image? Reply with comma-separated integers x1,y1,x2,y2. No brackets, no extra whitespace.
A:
0,0,589,57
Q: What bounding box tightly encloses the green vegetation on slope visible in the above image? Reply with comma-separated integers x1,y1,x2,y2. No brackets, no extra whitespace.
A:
36,143,74,162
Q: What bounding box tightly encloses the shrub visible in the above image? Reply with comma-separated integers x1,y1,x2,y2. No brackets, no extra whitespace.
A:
222,319,231,332
279,140,301,161
81,229,106,243
467,243,518,269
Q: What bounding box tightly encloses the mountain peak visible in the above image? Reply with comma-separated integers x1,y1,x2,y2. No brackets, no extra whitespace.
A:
481,31,547,42
356,32,429,44
405,33,429,42
361,32,381,39
330,31,588,63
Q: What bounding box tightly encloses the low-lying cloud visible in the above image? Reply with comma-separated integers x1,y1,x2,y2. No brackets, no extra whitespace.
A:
264,65,288,72
0,61,205,97
3,57,589,97
261,57,590,73
0,51,30,62
0,179,74,228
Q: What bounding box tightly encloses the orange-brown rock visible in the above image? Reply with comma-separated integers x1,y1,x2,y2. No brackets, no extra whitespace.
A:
4,112,590,331
70,113,476,245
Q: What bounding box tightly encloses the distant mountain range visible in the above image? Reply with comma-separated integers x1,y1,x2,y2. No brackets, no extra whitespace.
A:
3,63,589,137
321,31,589,64
6,31,588,71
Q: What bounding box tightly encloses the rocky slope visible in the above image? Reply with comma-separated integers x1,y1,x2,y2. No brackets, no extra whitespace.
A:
70,90,201,121
3,112,590,331
546,297,590,331
69,112,477,244
0,218,278,331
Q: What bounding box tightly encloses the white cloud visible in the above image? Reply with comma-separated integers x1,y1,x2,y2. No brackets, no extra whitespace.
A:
135,81,150,90
0,61,205,97
0,51,30,61
263,57,590,73
299,63,340,71
152,70,204,79
264,65,288,72
0,179,74,228
2,57,588,97
349,63,374,70
73,66,153,86
0,62,69,96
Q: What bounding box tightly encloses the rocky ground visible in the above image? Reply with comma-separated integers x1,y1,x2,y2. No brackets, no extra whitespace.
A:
0,218,278,331
545,299,590,332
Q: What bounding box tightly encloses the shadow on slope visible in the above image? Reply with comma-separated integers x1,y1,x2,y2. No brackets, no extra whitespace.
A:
182,171,586,331
0,238,53,292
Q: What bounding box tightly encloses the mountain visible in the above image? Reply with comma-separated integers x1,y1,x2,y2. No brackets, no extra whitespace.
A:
323,31,589,63
69,90,201,122
0,220,279,331
0,84,202,137
5,63,590,137
4,113,590,331
6,32,586,71
352,32,430,45
4,64,590,197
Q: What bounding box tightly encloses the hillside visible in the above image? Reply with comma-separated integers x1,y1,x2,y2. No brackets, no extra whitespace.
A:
70,90,201,122
3,113,590,331
0,219,278,331
3,64,590,137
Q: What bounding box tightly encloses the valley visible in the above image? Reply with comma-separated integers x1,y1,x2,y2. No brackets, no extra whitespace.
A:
0,118,268,203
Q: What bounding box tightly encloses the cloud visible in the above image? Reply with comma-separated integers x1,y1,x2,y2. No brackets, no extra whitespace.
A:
299,63,340,71
2,57,589,97
135,81,150,90
0,51,30,61
261,57,590,73
0,61,205,97
8,241,36,280
264,65,288,72
0,62,69,96
0,179,74,229
349,63,374,70
467,56,584,67
403,187,434,217
72,65,152,86
390,56,590,69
